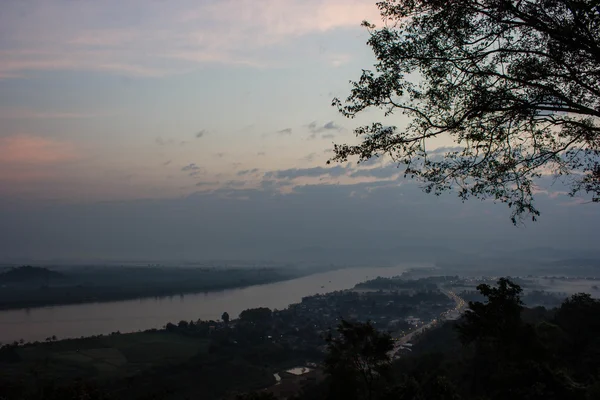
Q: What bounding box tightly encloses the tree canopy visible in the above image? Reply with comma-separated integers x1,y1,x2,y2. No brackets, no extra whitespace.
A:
324,320,394,400
331,0,600,222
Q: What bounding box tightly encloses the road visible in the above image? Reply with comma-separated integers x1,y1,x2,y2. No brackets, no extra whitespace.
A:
390,287,466,358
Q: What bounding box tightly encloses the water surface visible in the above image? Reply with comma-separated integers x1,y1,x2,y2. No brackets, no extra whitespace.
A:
0,266,407,343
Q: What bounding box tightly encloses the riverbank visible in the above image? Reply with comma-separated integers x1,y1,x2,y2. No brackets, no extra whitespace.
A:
0,265,409,343
0,273,458,400
0,264,349,311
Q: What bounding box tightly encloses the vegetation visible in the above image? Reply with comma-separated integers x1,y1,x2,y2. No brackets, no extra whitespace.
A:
330,0,600,222
3,277,600,399
324,320,394,400
0,266,64,284
290,278,600,400
0,266,308,310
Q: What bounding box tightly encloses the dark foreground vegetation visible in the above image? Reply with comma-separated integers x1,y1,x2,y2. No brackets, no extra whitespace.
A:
285,279,600,400
1,277,599,399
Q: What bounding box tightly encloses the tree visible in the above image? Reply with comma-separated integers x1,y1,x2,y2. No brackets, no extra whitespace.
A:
165,322,177,332
222,311,230,324
177,320,189,329
456,278,524,347
330,0,600,223
553,293,600,378
239,308,272,324
454,278,584,400
324,320,394,400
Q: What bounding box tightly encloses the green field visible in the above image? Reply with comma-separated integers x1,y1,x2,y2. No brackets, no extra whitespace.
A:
6,331,209,381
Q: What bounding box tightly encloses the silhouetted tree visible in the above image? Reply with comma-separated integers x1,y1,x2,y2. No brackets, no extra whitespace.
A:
456,278,584,399
165,322,177,332
177,320,189,329
239,308,272,324
324,320,394,400
330,0,600,223
222,311,230,324
456,278,524,347
554,293,600,379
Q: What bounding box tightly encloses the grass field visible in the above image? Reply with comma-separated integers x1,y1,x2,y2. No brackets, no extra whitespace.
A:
7,331,209,381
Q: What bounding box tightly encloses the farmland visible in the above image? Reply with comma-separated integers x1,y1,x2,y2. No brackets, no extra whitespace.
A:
2,331,209,382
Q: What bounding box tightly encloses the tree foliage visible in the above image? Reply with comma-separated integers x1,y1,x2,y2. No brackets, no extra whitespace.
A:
331,0,600,222
456,277,524,346
324,320,394,400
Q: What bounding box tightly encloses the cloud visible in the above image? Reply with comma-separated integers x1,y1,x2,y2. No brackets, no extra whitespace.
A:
225,180,246,188
0,108,104,120
264,165,348,179
322,121,343,131
237,168,260,176
307,121,344,139
214,152,226,158
0,135,77,165
303,153,317,162
195,129,208,139
350,168,400,179
181,163,201,172
429,146,465,154
356,157,383,167
162,160,172,166
257,151,266,156
276,128,293,135
0,0,381,78
155,137,174,146
196,181,219,187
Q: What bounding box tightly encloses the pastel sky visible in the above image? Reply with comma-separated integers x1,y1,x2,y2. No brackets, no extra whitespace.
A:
1,0,598,262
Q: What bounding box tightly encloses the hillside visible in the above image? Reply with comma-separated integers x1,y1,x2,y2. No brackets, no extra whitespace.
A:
0,266,64,284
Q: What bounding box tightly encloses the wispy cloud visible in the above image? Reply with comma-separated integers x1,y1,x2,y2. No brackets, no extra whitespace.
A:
264,165,348,179
155,137,175,146
237,168,260,176
0,135,77,165
303,153,317,162
181,163,201,172
350,168,400,179
0,108,106,119
276,128,293,135
195,129,208,139
0,0,381,78
196,181,219,187
307,121,344,139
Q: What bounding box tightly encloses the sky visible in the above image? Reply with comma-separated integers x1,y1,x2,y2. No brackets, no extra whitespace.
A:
0,0,598,262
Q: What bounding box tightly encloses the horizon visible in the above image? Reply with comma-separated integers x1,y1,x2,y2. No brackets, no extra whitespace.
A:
1,0,598,262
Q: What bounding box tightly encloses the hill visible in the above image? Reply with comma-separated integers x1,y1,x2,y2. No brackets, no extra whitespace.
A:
0,266,64,284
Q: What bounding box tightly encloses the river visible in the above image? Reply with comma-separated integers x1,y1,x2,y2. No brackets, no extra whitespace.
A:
0,265,409,343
